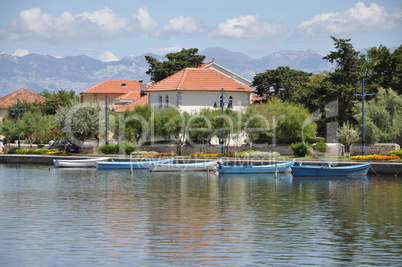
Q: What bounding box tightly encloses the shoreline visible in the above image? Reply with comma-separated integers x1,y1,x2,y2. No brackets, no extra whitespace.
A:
1,154,401,176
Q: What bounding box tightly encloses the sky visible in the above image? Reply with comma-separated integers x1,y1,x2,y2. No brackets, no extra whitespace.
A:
0,0,401,61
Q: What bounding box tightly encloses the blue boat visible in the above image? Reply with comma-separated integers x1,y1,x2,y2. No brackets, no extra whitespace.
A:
291,162,372,177
96,158,173,170
218,159,295,174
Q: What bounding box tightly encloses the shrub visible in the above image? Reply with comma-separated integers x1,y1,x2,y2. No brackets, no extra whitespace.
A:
313,141,328,153
99,143,118,154
291,142,310,157
118,141,137,155
239,151,280,158
100,142,137,155
8,148,58,154
233,150,258,157
388,149,402,158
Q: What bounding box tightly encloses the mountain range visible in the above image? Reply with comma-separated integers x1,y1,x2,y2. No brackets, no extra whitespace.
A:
0,47,331,96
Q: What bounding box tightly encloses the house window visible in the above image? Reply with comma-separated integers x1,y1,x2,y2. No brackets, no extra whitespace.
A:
121,83,127,87
165,95,169,107
158,95,163,108
228,96,233,108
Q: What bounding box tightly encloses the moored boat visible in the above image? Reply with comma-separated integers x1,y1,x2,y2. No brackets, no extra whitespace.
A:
291,162,372,177
218,159,295,174
96,158,174,170
149,160,218,172
53,157,110,167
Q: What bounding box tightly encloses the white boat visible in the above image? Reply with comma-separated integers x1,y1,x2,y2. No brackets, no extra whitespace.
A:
96,158,173,170
53,157,110,167
149,160,218,172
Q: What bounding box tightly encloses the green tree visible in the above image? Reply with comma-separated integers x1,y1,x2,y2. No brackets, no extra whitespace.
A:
297,74,338,137
186,111,214,147
242,104,273,149
323,36,362,86
363,45,402,95
7,101,43,120
0,118,19,144
113,105,151,143
354,88,402,143
337,122,360,154
145,48,205,82
20,112,53,146
152,107,182,140
252,66,312,102
323,36,363,125
243,99,317,145
40,89,79,115
164,111,191,155
54,100,103,145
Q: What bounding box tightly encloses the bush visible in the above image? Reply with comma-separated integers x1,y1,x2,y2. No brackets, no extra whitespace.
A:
291,142,310,157
313,141,328,153
233,150,258,157
99,141,137,155
235,151,280,158
119,141,137,155
388,149,402,158
99,143,118,154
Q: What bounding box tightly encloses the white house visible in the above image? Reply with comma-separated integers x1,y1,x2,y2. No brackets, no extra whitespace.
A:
143,67,255,113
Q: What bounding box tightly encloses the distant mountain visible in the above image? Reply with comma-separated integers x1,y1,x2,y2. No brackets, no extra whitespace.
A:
0,48,331,96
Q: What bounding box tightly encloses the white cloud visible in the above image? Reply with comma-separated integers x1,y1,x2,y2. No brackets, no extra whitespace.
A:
99,51,119,62
210,15,287,39
0,7,205,44
296,2,402,37
149,44,183,55
132,7,158,32
160,16,202,36
0,7,140,44
12,49,30,57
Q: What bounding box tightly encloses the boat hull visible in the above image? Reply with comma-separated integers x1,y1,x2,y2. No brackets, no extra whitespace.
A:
97,158,173,169
149,161,218,172
218,160,295,174
53,157,110,167
291,162,372,177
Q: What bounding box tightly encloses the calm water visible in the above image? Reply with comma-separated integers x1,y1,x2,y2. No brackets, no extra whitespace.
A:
0,164,401,266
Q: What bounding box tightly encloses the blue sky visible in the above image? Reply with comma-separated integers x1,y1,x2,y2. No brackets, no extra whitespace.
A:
0,0,401,61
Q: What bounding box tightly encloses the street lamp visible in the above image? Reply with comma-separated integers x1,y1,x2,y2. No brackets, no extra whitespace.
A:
11,99,27,149
101,95,114,144
213,88,231,154
354,79,373,156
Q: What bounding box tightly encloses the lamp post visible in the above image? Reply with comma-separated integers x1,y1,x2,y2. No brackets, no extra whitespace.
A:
213,88,230,154
11,99,27,149
354,79,373,156
101,95,114,145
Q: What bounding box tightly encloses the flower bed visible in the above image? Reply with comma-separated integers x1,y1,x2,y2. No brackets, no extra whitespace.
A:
351,154,400,160
190,153,220,158
8,148,60,154
132,151,176,156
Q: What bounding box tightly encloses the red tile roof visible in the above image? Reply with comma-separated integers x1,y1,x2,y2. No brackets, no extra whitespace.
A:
113,91,142,101
198,61,214,68
143,68,254,92
0,88,48,109
114,95,149,112
80,80,142,96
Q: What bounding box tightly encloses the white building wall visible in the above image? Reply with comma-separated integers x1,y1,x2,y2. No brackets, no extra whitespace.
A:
148,91,251,113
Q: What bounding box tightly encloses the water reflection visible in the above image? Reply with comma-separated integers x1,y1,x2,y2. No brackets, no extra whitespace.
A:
0,164,401,266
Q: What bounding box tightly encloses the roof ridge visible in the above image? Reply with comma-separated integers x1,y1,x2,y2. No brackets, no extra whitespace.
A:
177,68,189,90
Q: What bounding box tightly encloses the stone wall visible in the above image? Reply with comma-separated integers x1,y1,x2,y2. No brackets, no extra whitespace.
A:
137,144,295,156
350,143,400,156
